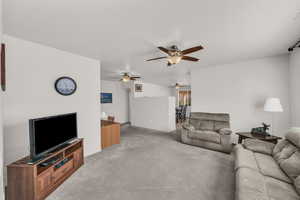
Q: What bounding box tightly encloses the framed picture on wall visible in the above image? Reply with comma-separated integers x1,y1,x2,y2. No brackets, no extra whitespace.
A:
101,93,112,103
135,84,143,92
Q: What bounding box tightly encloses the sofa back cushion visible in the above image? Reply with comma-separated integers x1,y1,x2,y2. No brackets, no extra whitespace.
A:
189,112,230,131
273,140,298,164
295,176,300,195
286,127,300,148
279,150,300,179
189,118,200,129
272,128,300,185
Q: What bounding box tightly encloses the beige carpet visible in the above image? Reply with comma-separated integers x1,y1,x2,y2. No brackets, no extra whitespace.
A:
48,126,234,200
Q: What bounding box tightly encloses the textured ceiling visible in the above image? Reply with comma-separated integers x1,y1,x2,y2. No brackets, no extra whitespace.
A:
4,0,300,86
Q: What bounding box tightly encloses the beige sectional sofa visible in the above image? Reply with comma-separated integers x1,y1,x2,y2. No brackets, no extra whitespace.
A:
234,128,300,200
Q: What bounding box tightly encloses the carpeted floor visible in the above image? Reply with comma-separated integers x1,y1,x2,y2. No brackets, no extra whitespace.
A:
48,126,234,200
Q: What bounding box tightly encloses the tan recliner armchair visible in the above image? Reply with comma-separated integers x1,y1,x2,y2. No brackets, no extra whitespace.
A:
181,112,233,153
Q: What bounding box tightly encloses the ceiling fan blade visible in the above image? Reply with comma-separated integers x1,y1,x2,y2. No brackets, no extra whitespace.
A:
131,76,141,79
182,56,199,62
146,56,167,61
181,45,203,55
158,47,170,55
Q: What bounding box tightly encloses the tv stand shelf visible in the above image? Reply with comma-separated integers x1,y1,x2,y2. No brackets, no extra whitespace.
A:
7,139,84,200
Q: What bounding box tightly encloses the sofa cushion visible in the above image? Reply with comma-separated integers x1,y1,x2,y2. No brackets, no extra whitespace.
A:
189,118,200,130
235,167,268,200
234,145,259,171
243,139,275,155
265,176,300,200
189,119,214,130
254,152,292,183
295,176,300,195
188,130,220,144
214,121,229,131
286,128,300,148
273,139,291,156
182,123,195,131
273,140,298,164
198,120,214,130
190,112,229,122
280,151,300,179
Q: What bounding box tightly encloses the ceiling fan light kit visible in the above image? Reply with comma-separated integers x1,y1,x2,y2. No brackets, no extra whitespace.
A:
168,56,182,65
119,72,141,82
121,75,130,82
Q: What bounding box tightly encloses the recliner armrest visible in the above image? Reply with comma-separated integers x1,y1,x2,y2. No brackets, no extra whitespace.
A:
218,128,232,135
243,139,275,155
182,123,195,131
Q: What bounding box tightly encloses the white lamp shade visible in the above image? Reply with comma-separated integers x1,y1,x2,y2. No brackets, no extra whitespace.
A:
264,98,283,112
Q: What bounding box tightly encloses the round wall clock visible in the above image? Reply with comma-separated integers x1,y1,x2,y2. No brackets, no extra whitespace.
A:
55,76,77,96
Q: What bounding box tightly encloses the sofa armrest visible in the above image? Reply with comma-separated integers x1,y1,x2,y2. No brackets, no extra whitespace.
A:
243,139,275,155
182,123,195,131
218,128,232,135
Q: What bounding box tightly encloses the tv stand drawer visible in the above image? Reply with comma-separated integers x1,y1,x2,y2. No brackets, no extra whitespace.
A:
52,159,74,183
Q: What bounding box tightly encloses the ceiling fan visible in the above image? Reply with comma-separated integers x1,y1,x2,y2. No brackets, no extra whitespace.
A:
146,45,203,66
170,83,189,89
120,72,141,82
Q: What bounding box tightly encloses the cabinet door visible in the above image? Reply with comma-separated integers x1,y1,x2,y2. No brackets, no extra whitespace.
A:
37,170,52,195
73,148,83,168
111,124,120,145
101,126,112,149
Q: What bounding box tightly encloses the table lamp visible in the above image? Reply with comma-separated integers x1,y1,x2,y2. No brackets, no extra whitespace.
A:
264,98,283,135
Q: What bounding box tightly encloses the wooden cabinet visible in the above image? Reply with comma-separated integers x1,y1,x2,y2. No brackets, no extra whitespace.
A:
52,159,74,183
7,139,84,200
73,148,83,169
111,124,120,145
101,125,112,149
37,170,52,196
101,120,120,149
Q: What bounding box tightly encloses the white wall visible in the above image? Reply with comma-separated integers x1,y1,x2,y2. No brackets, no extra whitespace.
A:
191,55,290,140
130,96,176,132
0,0,4,197
101,80,129,123
143,82,173,97
3,35,101,183
289,48,300,126
129,81,174,126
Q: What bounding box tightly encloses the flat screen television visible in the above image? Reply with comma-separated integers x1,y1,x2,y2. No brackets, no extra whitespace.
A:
101,92,112,103
29,113,78,160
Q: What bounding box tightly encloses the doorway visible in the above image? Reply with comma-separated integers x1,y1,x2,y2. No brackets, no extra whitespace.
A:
176,87,191,123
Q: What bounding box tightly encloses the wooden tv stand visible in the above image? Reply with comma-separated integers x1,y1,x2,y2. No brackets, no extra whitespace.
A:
7,139,84,200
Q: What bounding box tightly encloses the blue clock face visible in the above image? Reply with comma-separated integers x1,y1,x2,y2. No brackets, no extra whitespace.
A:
55,77,77,96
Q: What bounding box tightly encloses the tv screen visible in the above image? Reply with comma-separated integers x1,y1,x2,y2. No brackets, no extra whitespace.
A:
29,113,78,159
101,93,112,103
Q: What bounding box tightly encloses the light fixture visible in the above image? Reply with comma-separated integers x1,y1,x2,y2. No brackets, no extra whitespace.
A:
264,98,283,112
264,97,283,135
168,56,182,65
122,75,130,82
175,83,180,89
